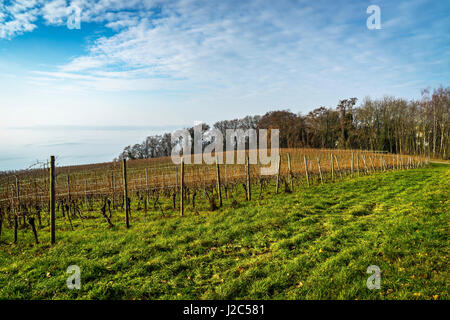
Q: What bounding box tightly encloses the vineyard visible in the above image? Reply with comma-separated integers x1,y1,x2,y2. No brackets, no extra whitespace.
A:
0,148,427,246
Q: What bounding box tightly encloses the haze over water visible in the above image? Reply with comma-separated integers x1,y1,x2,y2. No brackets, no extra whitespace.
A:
0,126,177,171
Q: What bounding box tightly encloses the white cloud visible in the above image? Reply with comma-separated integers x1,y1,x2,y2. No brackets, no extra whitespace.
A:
60,55,108,72
41,0,68,25
0,0,162,38
0,0,39,39
33,1,392,96
2,0,449,105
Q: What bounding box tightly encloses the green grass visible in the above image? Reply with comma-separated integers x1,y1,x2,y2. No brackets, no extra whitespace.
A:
0,164,448,300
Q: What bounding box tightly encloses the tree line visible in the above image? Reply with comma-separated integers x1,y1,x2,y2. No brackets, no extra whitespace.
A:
117,86,449,160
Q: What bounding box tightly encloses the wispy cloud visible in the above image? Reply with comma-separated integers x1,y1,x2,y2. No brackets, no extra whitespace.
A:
8,0,445,98
0,0,39,38
0,0,161,38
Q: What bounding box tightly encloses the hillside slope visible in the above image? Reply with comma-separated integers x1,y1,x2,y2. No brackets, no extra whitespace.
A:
0,164,448,300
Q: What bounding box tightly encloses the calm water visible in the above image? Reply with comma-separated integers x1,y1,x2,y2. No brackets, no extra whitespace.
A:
0,126,179,171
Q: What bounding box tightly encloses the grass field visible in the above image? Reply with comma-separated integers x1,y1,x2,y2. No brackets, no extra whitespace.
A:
0,163,448,300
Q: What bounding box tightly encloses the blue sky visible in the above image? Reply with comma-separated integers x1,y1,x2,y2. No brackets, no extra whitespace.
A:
0,0,449,170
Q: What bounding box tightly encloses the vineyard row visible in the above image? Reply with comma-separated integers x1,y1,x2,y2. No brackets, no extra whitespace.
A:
0,149,427,245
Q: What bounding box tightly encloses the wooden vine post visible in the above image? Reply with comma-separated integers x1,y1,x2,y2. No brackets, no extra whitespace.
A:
276,154,281,194
84,179,88,209
330,153,334,181
369,156,375,172
176,167,179,191
317,157,323,184
216,157,222,207
50,155,56,245
246,156,251,201
66,174,71,213
145,168,149,215
29,217,39,244
65,174,74,231
362,155,368,173
180,158,185,216
12,184,17,243
351,152,354,177
304,155,310,186
15,177,21,226
334,155,342,178
287,153,293,192
224,163,228,199
111,172,115,210
357,153,360,176
122,159,130,228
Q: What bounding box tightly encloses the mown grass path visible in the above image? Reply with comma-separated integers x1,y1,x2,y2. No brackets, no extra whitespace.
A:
0,164,448,299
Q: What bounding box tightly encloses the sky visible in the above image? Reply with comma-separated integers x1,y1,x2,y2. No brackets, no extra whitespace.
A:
0,0,449,170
